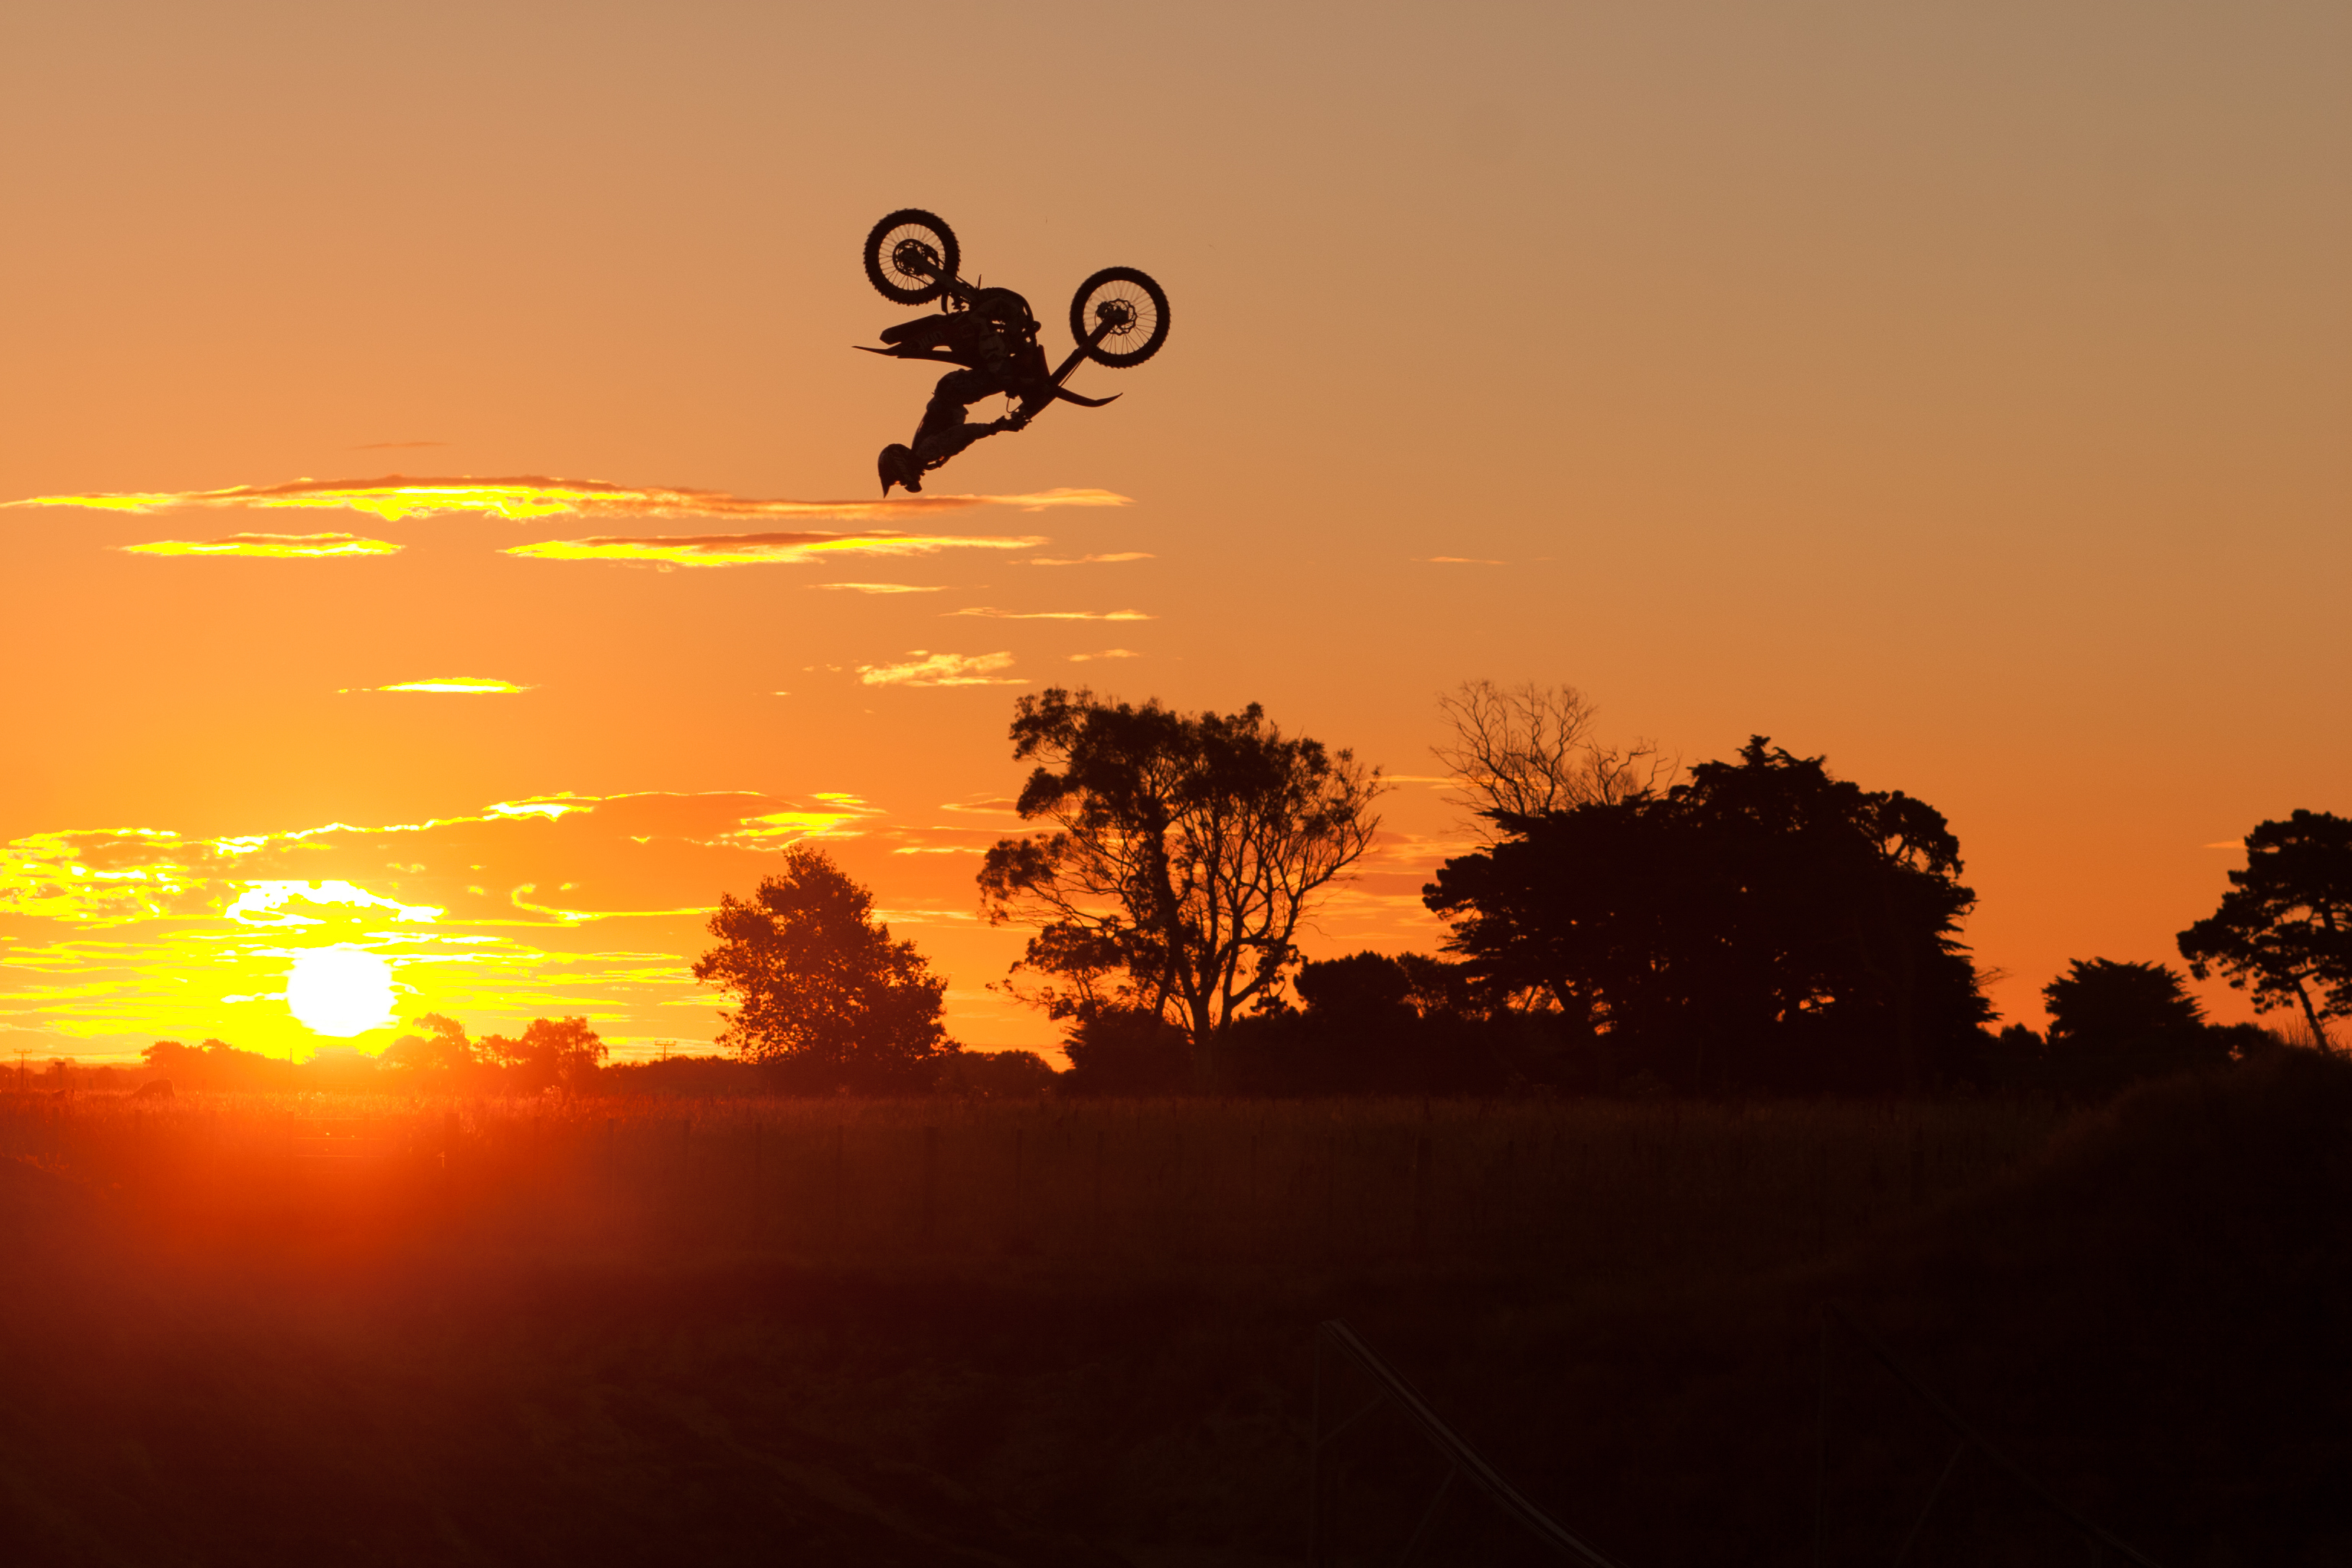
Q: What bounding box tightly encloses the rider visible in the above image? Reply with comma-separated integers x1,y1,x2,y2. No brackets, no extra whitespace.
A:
877,286,1051,495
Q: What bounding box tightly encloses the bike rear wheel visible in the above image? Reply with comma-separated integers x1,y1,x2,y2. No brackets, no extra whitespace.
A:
1068,266,1170,368
864,210,959,305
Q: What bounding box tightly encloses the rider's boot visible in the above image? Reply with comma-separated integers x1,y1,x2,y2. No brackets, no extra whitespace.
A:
877,444,920,496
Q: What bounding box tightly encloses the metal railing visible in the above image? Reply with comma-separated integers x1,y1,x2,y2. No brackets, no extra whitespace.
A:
1310,1318,1627,1567
1815,1303,2164,1567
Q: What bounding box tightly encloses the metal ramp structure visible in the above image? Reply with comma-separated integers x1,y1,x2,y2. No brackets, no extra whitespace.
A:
1309,1318,1627,1567
1815,1303,2165,1567
1312,1312,2168,1567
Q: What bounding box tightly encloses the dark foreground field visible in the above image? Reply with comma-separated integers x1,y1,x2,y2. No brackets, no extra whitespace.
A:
2,1059,2346,1566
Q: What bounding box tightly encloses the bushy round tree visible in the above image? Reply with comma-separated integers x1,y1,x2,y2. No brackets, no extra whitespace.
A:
694,844,954,1092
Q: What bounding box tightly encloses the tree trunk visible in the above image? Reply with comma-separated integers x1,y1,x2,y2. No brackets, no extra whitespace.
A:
2294,978,2333,1054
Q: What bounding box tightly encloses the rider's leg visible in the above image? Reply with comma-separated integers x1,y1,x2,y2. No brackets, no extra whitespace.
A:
910,369,1011,472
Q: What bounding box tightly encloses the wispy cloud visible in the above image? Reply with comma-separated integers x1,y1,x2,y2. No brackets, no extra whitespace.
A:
1414,556,1508,565
807,582,949,594
946,607,1155,621
354,677,534,695
120,531,400,560
9,475,1131,525
1025,552,1155,567
713,792,885,844
857,651,1024,688
1068,648,1142,662
508,532,1047,569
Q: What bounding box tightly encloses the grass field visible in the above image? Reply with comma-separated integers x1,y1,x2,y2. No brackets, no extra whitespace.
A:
2,1090,2059,1278
2,1070,2344,1565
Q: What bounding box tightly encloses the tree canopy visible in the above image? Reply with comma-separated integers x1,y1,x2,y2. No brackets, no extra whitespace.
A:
479,1016,608,1092
2177,809,2352,1049
1423,737,1988,1093
977,688,1383,1084
694,844,954,1091
2043,958,2207,1050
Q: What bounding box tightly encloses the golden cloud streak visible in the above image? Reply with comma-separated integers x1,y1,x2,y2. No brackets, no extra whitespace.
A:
508,532,1047,568
119,531,401,559
858,652,1024,688
369,677,533,694
1025,552,1155,566
946,606,1155,620
11,475,1131,524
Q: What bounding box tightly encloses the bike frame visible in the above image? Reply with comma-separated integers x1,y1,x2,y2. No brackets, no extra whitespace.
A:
857,244,1123,423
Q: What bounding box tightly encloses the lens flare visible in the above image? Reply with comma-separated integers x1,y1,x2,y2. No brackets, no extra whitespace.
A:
286,946,396,1037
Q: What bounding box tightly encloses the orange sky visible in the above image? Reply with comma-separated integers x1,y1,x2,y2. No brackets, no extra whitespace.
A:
2,3,2345,1061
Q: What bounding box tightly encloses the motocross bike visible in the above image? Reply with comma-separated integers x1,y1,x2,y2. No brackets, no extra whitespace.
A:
858,208,1169,492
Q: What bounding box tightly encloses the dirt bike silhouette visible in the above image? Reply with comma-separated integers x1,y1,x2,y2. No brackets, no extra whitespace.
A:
856,209,1171,495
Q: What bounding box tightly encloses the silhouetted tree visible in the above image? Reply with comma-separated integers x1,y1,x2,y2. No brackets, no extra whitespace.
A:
384,1013,480,1076
1295,950,1417,1019
978,688,1383,1086
479,1016,608,1092
1432,680,1671,839
1424,737,1988,1093
1058,1008,1192,1096
935,1048,1061,1098
2044,959,2206,1047
2038,959,2234,1093
2177,810,2352,1050
142,1037,295,1092
1216,950,1530,1095
695,844,954,1092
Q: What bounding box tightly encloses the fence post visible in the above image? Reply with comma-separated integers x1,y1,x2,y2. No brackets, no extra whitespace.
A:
921,1124,939,1243
1815,1307,1831,1568
1011,1127,1024,1244
1308,1327,1323,1568
1410,1134,1433,1253
831,1123,844,1252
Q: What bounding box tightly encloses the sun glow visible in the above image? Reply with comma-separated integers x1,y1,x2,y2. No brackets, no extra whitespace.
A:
285,946,397,1037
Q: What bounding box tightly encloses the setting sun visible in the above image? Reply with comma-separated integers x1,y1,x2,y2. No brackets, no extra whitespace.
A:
285,945,395,1037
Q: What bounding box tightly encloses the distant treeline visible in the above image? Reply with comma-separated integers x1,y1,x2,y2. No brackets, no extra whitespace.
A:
15,978,2300,1104
51,697,2341,1106
1048,949,2305,1102
12,1034,1063,1101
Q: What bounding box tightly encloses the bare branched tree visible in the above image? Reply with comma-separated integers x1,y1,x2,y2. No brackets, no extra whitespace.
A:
1432,679,1674,834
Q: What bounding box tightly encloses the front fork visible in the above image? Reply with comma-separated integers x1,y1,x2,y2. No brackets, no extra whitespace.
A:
1010,317,1118,427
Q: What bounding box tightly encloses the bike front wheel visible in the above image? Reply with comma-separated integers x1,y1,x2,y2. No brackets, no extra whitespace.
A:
864,210,959,305
1068,266,1170,368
